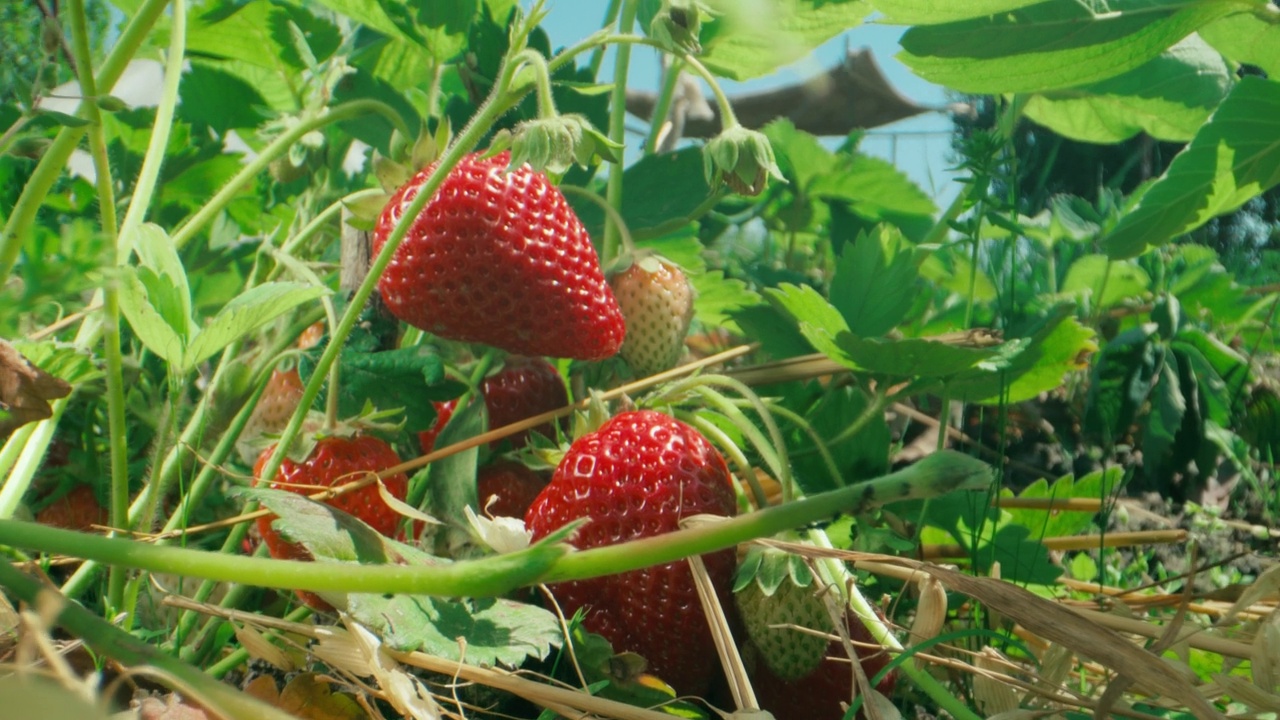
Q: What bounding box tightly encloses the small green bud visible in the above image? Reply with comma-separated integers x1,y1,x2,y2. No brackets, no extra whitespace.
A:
40,16,63,56
702,125,784,196
95,95,128,113
509,114,622,176
648,0,709,55
8,136,52,160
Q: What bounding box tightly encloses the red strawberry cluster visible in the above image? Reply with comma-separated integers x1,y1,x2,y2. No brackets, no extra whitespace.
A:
418,356,567,454
525,410,738,697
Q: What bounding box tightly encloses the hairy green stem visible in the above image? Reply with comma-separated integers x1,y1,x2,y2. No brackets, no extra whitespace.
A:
601,0,638,263
0,0,170,280
587,0,622,78
68,0,131,615
514,49,558,119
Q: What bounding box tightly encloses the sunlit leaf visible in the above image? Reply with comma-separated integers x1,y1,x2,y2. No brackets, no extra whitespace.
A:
1200,10,1280,78
871,0,1044,25
1023,35,1232,143
700,0,873,81
1060,254,1151,308
898,0,1244,94
1105,77,1280,258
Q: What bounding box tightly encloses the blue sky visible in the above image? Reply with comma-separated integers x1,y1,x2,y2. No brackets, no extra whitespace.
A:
539,2,962,206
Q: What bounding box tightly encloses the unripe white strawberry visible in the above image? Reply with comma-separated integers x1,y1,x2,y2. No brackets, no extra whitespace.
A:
608,253,695,377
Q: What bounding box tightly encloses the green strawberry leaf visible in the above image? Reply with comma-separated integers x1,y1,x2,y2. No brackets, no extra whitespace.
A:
871,0,1043,25
1105,77,1280,259
1022,36,1232,144
1060,255,1151,308
414,398,483,556
185,282,329,369
324,345,454,432
948,305,1097,405
117,267,187,370
127,223,193,335
246,488,561,666
299,307,459,433
1083,325,1162,448
346,593,561,666
568,148,712,240
830,226,919,338
728,304,814,361
248,488,392,564
788,382,891,494
1199,10,1280,79
9,340,104,385
971,524,1062,585
897,0,1241,94
766,283,1004,378
700,0,873,81
999,468,1122,540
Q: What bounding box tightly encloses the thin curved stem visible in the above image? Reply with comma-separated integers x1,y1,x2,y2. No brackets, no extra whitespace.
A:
169,100,411,250
601,0,638,264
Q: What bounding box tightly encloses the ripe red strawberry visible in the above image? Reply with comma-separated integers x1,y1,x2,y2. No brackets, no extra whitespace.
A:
525,410,738,697
475,461,548,518
36,485,106,531
418,356,567,454
740,571,899,720
253,435,409,610
373,151,625,360
608,254,695,377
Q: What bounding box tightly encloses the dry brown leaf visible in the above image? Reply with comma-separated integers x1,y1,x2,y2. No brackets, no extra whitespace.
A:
249,673,367,720
0,339,71,437
277,674,366,720
914,564,1225,719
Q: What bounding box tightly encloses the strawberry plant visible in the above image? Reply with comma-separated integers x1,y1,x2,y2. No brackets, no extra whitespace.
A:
2,0,1279,719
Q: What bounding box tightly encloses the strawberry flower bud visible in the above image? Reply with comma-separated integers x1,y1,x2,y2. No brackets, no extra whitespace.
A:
648,0,708,55
702,125,785,196
507,114,623,176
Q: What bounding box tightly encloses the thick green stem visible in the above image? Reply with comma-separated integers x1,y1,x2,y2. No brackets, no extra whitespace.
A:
601,0,638,263
0,452,988,595
0,519,565,597
542,451,991,583
0,562,304,720
0,0,170,280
